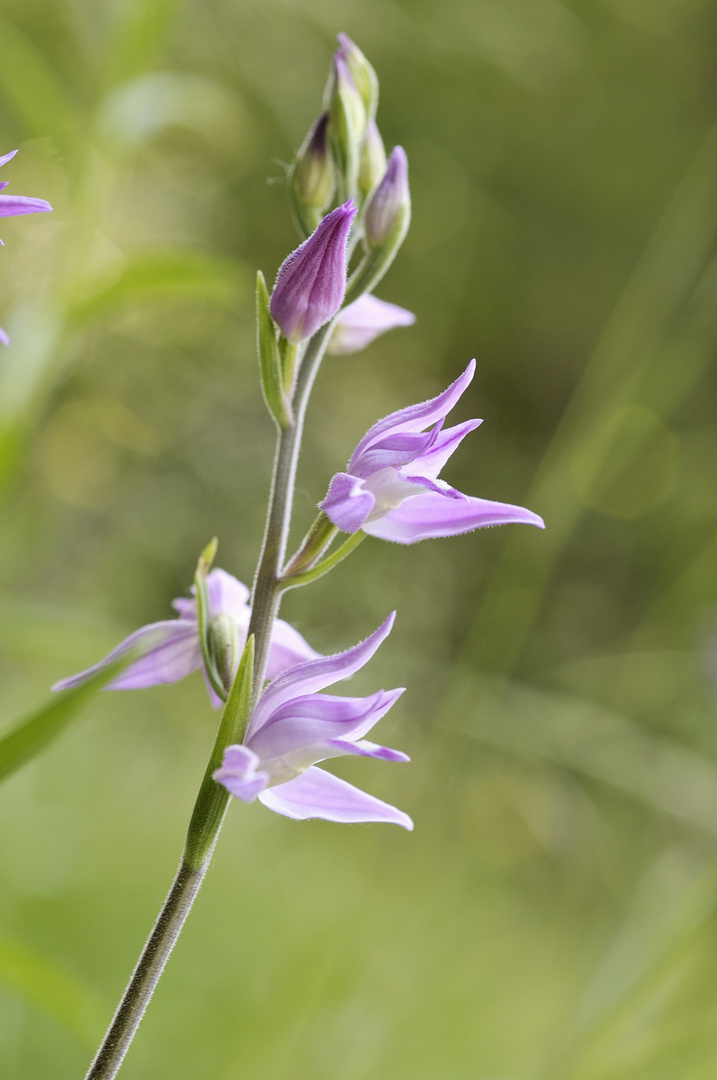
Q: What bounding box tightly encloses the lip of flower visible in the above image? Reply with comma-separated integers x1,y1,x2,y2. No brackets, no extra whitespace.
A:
319,359,545,543
213,613,413,829
51,568,318,705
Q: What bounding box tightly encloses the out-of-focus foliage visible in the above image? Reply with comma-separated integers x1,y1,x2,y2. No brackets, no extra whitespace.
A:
2,0,717,1077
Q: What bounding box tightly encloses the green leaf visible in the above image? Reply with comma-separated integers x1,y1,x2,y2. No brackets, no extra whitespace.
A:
67,250,250,327
256,271,291,429
0,655,130,785
0,935,105,1045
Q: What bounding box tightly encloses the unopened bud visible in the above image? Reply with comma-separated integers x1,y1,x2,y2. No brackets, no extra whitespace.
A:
358,120,386,199
364,146,410,251
270,200,357,343
336,33,379,121
326,52,366,198
209,613,240,694
293,112,334,211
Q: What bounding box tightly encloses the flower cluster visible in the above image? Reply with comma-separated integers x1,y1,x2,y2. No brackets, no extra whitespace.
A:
53,33,544,834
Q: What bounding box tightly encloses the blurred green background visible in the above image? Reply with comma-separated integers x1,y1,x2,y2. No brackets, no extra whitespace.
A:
2,0,717,1076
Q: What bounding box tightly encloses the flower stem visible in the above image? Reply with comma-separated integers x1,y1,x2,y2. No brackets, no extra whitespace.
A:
281,531,366,589
81,322,335,1080
83,857,208,1080
246,321,334,691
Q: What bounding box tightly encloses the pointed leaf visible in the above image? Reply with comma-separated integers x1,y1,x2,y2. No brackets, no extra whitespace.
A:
0,654,131,785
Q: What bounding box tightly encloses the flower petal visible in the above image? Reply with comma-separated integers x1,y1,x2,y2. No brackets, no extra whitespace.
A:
0,150,18,167
213,745,269,803
363,491,545,543
247,614,395,739
409,419,482,480
351,425,441,479
320,471,376,532
348,360,475,470
258,766,413,828
265,617,321,679
319,738,409,763
248,687,404,759
0,326,9,346
327,294,415,356
0,195,52,217
206,568,251,622
51,620,202,692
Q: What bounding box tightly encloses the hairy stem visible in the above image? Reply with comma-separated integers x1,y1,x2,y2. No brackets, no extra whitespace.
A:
247,321,333,691
83,858,208,1080
82,322,334,1080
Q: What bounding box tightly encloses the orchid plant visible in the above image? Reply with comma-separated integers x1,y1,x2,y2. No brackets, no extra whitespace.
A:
49,34,543,1080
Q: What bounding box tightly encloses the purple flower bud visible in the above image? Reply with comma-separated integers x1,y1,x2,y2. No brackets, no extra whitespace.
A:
364,146,410,250
336,33,379,120
327,294,415,356
270,200,357,344
294,112,334,211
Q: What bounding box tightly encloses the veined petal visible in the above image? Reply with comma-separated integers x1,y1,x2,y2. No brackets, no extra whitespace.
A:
213,745,269,803
51,619,202,692
257,735,408,787
248,687,404,759
348,360,476,470
410,419,482,479
319,738,409,763
206,568,250,623
171,568,250,623
247,614,396,739
363,491,545,543
327,294,415,356
258,766,413,828
266,617,321,679
351,424,441,479
320,471,376,532
0,150,18,167
0,194,52,217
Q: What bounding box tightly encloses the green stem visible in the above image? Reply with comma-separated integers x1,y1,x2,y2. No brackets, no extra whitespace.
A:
83,858,208,1080
83,639,254,1080
282,512,338,576
82,219,381,1079
246,321,334,693
81,325,334,1080
281,531,366,589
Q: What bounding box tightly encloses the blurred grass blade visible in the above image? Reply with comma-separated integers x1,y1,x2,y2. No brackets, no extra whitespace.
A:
67,250,250,326
98,72,246,149
0,655,129,785
0,935,105,1045
462,122,717,675
101,0,187,88
449,673,717,837
0,14,74,140
541,850,717,1080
